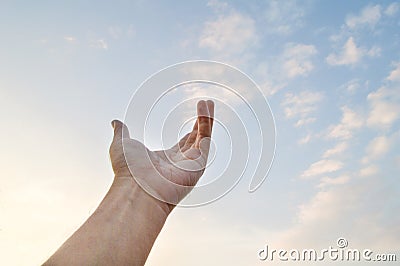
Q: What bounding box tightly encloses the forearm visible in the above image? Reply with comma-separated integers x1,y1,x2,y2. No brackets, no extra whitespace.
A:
44,177,169,266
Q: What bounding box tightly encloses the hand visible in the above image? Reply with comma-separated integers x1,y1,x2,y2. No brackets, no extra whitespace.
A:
109,100,214,210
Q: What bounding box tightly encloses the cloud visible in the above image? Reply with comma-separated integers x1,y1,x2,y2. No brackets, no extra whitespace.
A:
206,0,228,12
345,5,381,29
294,186,359,230
362,136,391,164
387,62,400,82
295,117,316,127
199,11,256,56
326,37,360,65
340,78,361,93
275,177,400,251
317,175,350,188
366,45,381,57
367,86,400,129
359,165,379,177
322,142,348,158
301,159,344,178
281,90,323,127
326,106,363,139
264,0,306,35
282,43,317,78
385,2,399,16
298,134,312,145
63,36,77,43
258,79,286,96
89,39,108,50
326,37,378,66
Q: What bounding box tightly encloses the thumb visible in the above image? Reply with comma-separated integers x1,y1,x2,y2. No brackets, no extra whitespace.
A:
111,120,130,141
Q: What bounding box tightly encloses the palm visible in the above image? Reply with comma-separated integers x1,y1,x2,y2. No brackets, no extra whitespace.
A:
109,100,214,205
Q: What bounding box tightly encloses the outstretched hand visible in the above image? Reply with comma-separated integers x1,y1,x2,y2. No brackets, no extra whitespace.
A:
109,100,214,209
44,100,215,265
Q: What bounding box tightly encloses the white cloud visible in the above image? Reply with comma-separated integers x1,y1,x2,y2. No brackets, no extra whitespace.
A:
385,2,399,16
327,106,363,139
301,159,344,178
281,90,323,127
326,37,358,65
367,86,400,129
270,188,355,249
275,178,400,250
362,136,391,163
282,43,317,78
359,165,379,177
199,11,256,56
346,5,381,29
253,61,288,97
264,0,306,35
340,78,361,93
295,117,316,127
90,39,108,50
252,43,317,97
63,36,77,43
207,0,228,12
322,142,348,158
318,175,350,188
296,188,354,225
366,45,381,57
298,134,312,145
387,62,400,82
258,79,286,96
326,37,364,66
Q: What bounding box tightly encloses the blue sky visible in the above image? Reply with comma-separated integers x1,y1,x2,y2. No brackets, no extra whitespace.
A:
1,0,399,265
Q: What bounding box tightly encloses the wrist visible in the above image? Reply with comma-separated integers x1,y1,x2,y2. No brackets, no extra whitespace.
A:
110,176,172,218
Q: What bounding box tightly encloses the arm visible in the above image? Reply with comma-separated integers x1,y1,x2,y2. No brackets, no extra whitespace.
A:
44,177,168,265
44,100,214,265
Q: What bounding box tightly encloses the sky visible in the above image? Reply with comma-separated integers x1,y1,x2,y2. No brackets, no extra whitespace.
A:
0,0,399,265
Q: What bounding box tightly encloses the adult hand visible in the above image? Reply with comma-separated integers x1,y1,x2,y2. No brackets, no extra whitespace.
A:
109,100,214,210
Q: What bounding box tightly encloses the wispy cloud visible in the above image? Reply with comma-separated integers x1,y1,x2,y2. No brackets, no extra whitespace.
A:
282,43,317,78
301,159,344,178
281,90,323,127
326,106,363,139
384,2,399,16
263,0,307,35
296,187,355,226
340,78,362,93
387,62,400,82
359,165,379,177
63,36,77,43
367,86,399,129
326,37,378,66
317,175,350,188
322,142,348,158
298,134,312,145
206,0,228,12
89,39,108,50
199,10,256,57
275,177,400,250
345,4,382,29
258,78,286,97
361,136,391,164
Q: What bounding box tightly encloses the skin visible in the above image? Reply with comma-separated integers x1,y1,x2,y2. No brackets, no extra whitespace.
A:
44,100,214,266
